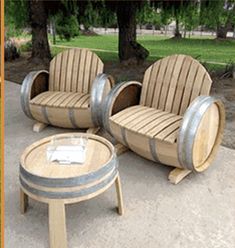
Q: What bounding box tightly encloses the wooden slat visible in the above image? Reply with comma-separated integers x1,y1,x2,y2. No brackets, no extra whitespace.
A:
49,57,56,91
144,66,154,107
53,53,62,91
96,60,103,76
171,56,193,114
66,93,87,108
77,49,87,93
89,54,98,92
165,55,185,112
45,92,67,107
140,66,152,105
111,105,144,122
164,127,180,143
81,95,90,108
30,91,53,104
83,51,92,93
151,56,170,109
71,49,81,92
40,92,62,106
147,115,182,137
200,72,212,95
59,50,69,92
65,49,75,92
155,119,182,143
118,107,150,126
74,94,90,108
189,68,206,104
124,108,156,129
158,55,178,110
59,93,77,107
52,92,74,107
179,60,199,115
44,92,66,106
138,112,174,134
131,109,162,131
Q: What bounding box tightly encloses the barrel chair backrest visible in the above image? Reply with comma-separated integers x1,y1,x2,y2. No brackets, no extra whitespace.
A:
140,54,212,115
48,48,104,93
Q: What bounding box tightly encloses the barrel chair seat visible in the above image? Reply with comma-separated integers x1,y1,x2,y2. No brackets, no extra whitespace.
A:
21,48,114,132
102,54,225,184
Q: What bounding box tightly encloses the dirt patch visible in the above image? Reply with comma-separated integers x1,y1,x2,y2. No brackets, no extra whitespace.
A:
5,52,235,149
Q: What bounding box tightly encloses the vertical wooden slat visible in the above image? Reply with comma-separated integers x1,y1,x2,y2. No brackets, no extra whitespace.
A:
96,58,104,75
151,56,170,109
165,55,185,112
179,60,199,115
200,74,212,95
77,49,87,93
53,53,62,91
172,56,193,114
49,57,55,91
158,55,178,110
65,49,75,92
89,55,98,92
145,63,161,107
189,69,206,104
83,50,92,93
72,49,81,92
59,50,69,92
140,66,152,105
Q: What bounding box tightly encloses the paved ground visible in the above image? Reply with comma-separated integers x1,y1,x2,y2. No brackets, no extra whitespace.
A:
5,81,235,248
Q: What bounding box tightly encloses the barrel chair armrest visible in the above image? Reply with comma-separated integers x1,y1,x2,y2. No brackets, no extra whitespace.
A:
177,95,225,172
90,73,115,126
102,81,142,134
21,70,49,119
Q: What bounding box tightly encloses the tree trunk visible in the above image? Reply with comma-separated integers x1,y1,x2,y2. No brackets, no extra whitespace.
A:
174,16,182,38
116,1,149,64
216,25,228,39
29,0,51,63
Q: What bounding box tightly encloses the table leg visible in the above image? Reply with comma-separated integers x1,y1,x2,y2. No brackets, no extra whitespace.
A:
49,201,67,248
115,174,124,215
20,189,28,214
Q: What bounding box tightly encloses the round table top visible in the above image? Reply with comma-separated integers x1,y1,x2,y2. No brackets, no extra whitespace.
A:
20,133,115,179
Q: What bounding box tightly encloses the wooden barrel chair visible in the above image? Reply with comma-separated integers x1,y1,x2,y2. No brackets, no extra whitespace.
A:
21,48,114,132
102,54,225,184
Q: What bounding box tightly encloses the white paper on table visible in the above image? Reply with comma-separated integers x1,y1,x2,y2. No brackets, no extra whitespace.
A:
47,145,86,164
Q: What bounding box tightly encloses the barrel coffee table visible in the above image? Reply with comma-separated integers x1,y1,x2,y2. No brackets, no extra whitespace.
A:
19,133,124,248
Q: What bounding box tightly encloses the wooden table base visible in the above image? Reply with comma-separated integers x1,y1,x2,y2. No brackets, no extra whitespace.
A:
20,176,124,248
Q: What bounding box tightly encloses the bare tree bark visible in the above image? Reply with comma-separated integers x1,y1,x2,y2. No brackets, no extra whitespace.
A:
116,1,149,64
29,0,51,63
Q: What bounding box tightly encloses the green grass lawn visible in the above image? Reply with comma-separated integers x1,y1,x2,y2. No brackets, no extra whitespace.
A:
50,35,235,66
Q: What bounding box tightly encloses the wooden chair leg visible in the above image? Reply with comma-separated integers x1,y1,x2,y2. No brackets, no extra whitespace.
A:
115,175,124,216
33,122,48,132
115,143,129,156
20,189,28,214
168,168,192,184
49,201,67,248
86,127,100,134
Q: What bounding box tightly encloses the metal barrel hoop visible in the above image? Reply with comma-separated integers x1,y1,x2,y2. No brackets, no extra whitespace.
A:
177,96,224,171
90,73,115,127
21,70,49,119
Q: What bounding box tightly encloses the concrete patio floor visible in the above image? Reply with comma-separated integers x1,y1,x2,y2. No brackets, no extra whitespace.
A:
4,80,235,248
